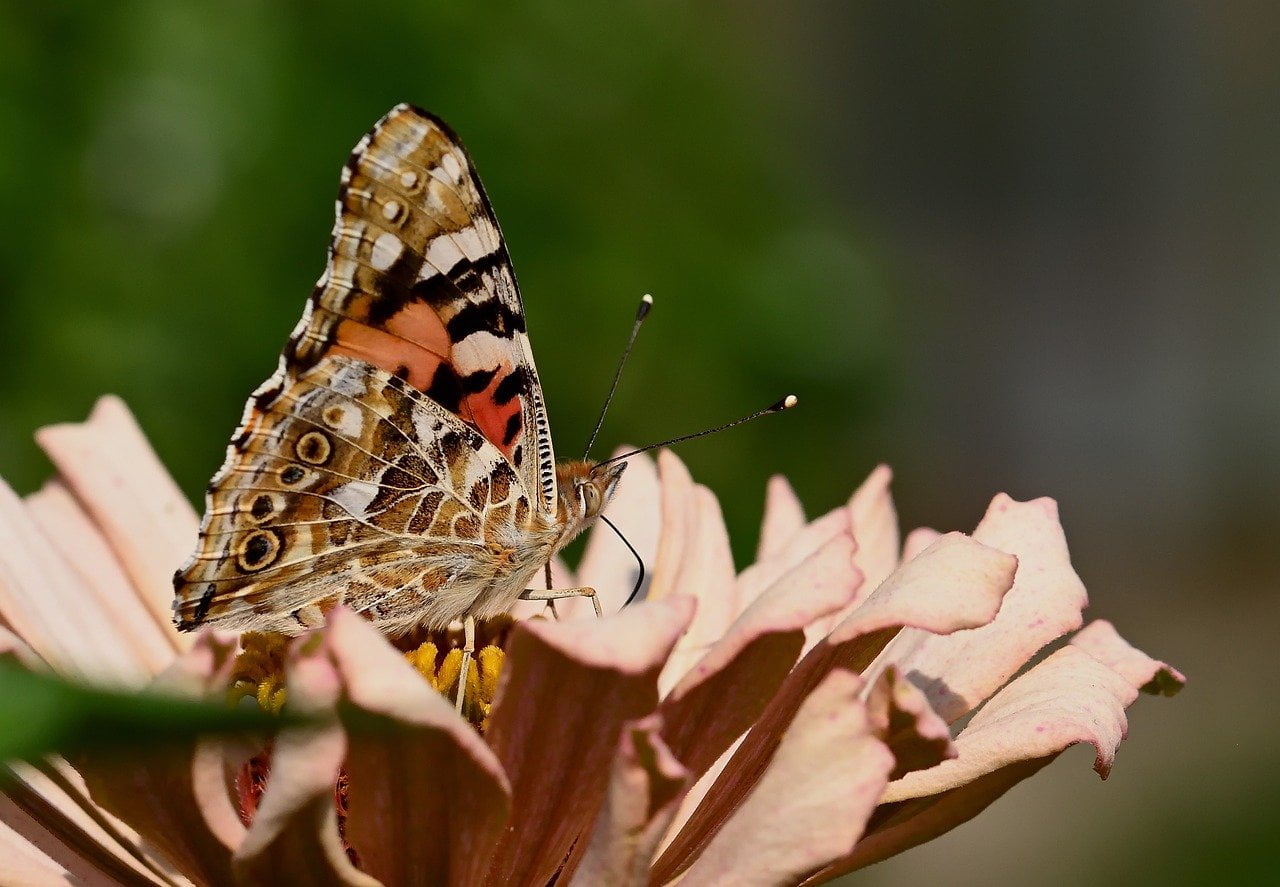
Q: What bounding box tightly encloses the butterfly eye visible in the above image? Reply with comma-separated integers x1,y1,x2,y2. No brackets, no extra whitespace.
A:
580,482,601,515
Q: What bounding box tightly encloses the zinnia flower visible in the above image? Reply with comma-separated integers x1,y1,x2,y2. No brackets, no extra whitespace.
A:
0,396,1183,886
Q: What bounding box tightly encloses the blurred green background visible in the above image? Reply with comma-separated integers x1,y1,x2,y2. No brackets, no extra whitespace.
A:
1,1,1275,883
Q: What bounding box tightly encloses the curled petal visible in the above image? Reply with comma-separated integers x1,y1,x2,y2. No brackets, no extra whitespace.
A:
865,666,955,780
328,610,511,887
1070,620,1185,696
847,464,900,594
818,644,1150,878
902,526,941,562
565,717,690,886
657,670,894,887
738,503,851,614
892,494,1088,723
483,596,695,886
665,532,1014,863
35,396,196,648
233,639,376,887
579,449,661,614
660,531,860,779
755,474,806,561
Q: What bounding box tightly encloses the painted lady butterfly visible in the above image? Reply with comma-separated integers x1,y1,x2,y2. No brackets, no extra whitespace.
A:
172,105,623,648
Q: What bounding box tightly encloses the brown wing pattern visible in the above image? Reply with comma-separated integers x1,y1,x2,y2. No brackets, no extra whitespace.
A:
173,355,540,634
277,103,556,511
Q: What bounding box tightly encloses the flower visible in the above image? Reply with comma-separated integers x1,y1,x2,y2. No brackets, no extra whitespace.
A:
0,396,1184,886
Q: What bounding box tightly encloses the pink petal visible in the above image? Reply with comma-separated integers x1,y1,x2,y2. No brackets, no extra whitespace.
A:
648,453,737,695
563,716,690,886
848,464,900,593
0,476,149,686
891,494,1088,723
659,531,861,780
327,610,511,887
664,532,1014,861
755,474,806,561
0,807,78,887
0,625,41,670
35,396,197,646
2,760,172,886
819,643,1150,877
866,666,955,780
578,449,661,613
902,526,941,562
27,480,179,674
737,504,851,616
483,596,695,886
655,669,894,887
71,635,245,885
233,637,377,886
1070,619,1186,696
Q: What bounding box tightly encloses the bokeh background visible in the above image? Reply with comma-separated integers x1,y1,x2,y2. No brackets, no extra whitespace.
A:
2,1,1276,883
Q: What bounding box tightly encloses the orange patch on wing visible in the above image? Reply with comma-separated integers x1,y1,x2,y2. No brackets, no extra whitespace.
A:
330,303,453,390
463,368,523,459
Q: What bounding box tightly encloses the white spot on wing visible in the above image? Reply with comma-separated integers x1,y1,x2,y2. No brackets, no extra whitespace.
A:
370,231,403,271
425,235,465,273
332,480,379,519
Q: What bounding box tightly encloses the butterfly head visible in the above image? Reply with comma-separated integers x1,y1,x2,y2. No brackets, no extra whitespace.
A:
554,459,627,542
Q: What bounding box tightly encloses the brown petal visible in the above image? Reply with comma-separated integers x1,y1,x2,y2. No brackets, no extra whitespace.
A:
563,716,690,886
0,808,80,887
72,634,245,886
656,670,894,887
755,474,806,561
27,480,180,673
328,610,511,887
579,449,661,614
1070,619,1186,696
35,396,197,648
659,531,861,780
662,532,1013,865
648,453,737,695
891,494,1087,723
483,596,695,887
815,644,1148,878
233,637,378,887
0,476,149,686
865,666,955,780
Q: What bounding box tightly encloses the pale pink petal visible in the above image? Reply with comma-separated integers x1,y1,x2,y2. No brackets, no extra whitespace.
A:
233,638,377,886
650,453,736,695
665,533,1014,857
579,448,660,613
737,504,851,614
804,465,899,642
0,806,84,887
1070,619,1186,696
0,476,148,686
564,717,690,886
483,596,695,886
848,464,900,593
0,624,41,669
72,635,244,885
891,494,1088,723
327,610,511,887
755,474,806,562
656,670,894,887
27,480,179,673
866,666,955,780
2,760,168,886
902,526,941,562
660,531,860,779
820,644,1149,878
35,396,197,647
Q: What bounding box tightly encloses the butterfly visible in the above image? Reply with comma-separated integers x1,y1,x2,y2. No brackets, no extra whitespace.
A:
172,104,625,653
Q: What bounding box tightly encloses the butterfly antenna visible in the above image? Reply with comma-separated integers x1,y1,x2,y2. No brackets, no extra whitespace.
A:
584,294,654,460
600,514,647,607
596,394,799,467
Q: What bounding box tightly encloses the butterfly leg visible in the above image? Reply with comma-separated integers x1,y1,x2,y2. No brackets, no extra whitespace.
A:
455,614,476,715
518,586,603,618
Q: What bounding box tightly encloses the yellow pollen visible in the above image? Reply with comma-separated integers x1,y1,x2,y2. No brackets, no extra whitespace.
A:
228,631,289,714
404,637,507,732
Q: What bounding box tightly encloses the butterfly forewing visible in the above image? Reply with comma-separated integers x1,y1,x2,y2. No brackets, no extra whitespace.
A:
174,106,560,635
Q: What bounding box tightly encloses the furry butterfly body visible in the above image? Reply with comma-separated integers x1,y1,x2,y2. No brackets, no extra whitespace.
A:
173,105,622,636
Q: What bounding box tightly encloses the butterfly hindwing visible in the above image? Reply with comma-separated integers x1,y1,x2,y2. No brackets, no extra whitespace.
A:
173,356,535,634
